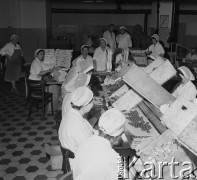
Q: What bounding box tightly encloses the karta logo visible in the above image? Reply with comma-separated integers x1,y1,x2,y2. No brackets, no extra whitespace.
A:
117,156,197,179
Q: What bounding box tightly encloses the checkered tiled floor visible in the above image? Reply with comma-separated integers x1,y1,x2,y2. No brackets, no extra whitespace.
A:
0,76,63,180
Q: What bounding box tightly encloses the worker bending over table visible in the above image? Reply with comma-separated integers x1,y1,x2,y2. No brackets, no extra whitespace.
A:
61,73,91,117
172,66,197,101
73,108,143,180
93,38,112,72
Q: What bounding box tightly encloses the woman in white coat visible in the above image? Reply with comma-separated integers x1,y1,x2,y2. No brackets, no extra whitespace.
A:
59,86,96,154
172,66,197,101
73,108,143,180
145,34,165,61
29,49,54,81
0,35,23,94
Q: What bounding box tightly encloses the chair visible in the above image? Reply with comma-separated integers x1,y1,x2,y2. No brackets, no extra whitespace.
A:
58,171,73,180
60,145,75,174
54,110,75,174
28,79,54,118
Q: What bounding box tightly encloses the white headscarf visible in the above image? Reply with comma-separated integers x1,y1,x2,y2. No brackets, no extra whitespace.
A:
151,34,159,42
81,45,89,51
65,73,91,93
178,66,195,81
10,34,19,41
99,38,107,44
99,108,125,137
71,86,93,107
34,49,44,58
120,26,127,30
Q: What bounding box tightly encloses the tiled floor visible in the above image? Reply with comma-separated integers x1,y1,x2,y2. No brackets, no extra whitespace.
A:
0,76,63,180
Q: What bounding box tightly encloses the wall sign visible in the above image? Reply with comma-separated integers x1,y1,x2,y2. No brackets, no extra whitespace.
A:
160,15,169,28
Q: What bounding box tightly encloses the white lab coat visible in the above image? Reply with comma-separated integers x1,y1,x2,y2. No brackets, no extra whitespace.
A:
29,58,46,80
73,55,93,68
93,47,112,72
116,33,132,50
58,108,94,154
172,80,197,101
73,135,119,180
146,42,165,59
0,42,21,56
103,30,116,53
62,93,72,117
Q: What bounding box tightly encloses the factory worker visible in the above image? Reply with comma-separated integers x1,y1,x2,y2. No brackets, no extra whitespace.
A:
184,48,197,62
93,38,112,72
0,34,24,94
29,49,55,80
172,66,197,101
115,48,129,72
116,26,132,50
103,24,116,53
59,86,95,155
61,59,94,99
73,108,143,180
145,34,165,61
61,73,91,117
72,45,93,68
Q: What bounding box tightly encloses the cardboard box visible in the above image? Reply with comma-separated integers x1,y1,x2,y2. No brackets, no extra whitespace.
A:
44,143,62,170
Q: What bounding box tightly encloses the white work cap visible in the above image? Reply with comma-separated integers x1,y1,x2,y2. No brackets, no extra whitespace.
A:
120,26,127,30
99,108,125,137
178,66,195,81
34,49,45,57
10,34,19,41
99,38,107,44
81,45,89,51
71,86,93,107
151,34,159,42
65,73,91,93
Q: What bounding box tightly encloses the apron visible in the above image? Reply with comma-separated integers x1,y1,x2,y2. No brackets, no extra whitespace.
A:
5,49,22,82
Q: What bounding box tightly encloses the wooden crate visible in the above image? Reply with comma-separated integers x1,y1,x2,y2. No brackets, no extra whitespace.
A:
112,89,142,111
139,130,197,180
123,65,175,108
149,60,177,85
161,97,197,135
161,97,197,155
123,106,160,152
144,56,164,74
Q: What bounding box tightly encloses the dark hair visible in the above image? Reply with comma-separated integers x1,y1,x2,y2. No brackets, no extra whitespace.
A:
109,24,114,27
36,49,45,55
81,45,89,51
71,102,82,110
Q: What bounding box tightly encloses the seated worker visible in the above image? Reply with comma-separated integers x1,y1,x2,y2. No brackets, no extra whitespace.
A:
61,58,94,99
73,108,143,180
172,66,197,101
116,26,132,50
61,73,91,117
58,86,96,155
145,34,165,62
93,38,112,72
72,45,93,68
29,49,55,80
184,48,197,62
